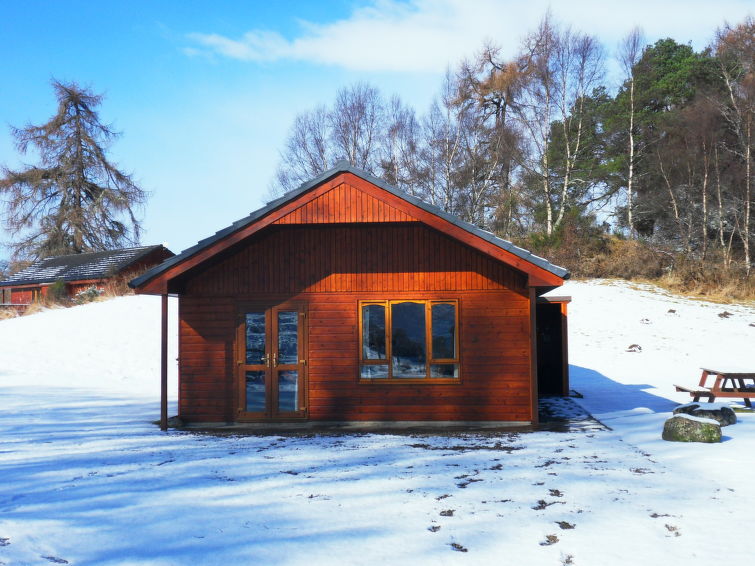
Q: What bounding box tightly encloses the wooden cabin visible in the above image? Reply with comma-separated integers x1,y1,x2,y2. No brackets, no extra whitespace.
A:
130,163,570,428
0,245,174,307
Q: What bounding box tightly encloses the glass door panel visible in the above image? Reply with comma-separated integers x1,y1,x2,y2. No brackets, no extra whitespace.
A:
239,305,306,419
241,311,268,414
245,370,266,412
273,309,302,415
277,311,299,365
278,370,299,412
245,313,267,364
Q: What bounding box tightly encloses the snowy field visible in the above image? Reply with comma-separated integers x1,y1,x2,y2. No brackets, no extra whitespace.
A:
1,280,754,566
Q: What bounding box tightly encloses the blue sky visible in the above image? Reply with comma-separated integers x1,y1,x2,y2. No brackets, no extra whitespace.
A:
1,0,752,259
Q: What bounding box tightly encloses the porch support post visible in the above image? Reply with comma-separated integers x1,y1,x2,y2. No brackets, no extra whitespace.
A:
529,286,539,425
160,293,169,431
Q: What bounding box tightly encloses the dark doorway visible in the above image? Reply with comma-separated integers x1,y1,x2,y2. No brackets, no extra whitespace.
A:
536,298,570,396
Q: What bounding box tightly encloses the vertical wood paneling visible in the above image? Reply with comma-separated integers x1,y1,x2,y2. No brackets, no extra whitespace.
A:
186,224,527,296
273,182,419,225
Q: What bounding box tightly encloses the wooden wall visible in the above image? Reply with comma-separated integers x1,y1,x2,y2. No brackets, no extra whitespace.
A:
184,224,526,295
178,222,533,423
273,181,418,225
9,286,39,304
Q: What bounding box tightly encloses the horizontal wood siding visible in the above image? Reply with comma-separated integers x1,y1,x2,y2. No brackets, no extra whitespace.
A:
178,223,532,423
184,224,526,296
274,182,418,225
180,290,531,423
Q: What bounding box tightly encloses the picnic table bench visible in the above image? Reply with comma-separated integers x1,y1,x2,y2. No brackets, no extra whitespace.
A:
675,368,755,408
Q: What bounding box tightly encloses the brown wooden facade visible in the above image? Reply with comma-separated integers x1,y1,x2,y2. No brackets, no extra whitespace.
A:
132,166,569,426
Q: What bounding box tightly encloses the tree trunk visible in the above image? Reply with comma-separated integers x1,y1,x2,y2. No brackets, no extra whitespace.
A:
627,76,636,237
701,141,709,260
657,150,686,250
744,120,751,276
714,145,731,268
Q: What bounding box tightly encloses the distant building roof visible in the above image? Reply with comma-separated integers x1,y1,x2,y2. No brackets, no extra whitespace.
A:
1,245,173,287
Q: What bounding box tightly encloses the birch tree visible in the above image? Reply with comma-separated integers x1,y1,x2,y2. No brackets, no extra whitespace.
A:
713,17,754,274
512,14,605,235
617,27,645,237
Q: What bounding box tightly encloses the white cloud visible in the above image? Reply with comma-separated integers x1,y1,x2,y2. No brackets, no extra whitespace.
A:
187,30,292,62
186,0,754,73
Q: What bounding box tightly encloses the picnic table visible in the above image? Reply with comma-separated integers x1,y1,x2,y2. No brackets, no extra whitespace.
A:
675,368,755,408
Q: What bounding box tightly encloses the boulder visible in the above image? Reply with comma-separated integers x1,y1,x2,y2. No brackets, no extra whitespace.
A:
662,414,721,443
673,402,736,426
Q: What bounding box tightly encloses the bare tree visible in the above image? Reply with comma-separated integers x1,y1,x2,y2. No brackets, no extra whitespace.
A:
713,17,754,274
273,105,331,193
0,80,147,261
552,29,605,229
418,75,465,213
513,14,559,234
456,42,526,236
380,95,423,194
511,13,605,235
271,82,390,197
617,27,645,237
330,82,384,170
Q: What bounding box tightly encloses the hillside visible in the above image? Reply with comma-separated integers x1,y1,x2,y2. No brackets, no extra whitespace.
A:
0,281,754,565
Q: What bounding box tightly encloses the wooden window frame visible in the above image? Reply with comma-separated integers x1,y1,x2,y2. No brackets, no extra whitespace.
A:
358,299,461,384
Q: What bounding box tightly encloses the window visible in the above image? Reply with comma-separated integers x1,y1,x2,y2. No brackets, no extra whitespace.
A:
359,300,459,382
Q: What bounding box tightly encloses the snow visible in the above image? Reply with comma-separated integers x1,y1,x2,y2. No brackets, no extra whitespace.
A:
666,413,719,425
1,281,754,565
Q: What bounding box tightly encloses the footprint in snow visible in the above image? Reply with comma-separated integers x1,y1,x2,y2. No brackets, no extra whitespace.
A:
449,542,468,552
540,534,559,546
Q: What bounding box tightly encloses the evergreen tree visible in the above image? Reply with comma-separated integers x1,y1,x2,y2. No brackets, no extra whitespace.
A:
0,80,147,260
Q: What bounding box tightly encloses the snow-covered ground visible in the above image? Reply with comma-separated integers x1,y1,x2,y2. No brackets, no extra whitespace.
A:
1,281,754,565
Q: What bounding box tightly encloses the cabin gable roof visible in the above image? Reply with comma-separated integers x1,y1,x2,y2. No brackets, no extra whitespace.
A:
130,162,569,293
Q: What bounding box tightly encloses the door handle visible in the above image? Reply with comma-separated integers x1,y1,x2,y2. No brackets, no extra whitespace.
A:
262,353,270,367
272,352,278,367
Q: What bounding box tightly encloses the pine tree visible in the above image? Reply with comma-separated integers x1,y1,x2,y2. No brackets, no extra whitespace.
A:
0,80,147,260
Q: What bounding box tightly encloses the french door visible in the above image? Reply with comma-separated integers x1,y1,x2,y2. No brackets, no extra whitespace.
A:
237,304,307,420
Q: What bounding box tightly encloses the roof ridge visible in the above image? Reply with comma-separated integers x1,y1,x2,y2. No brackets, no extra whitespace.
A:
38,245,156,261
